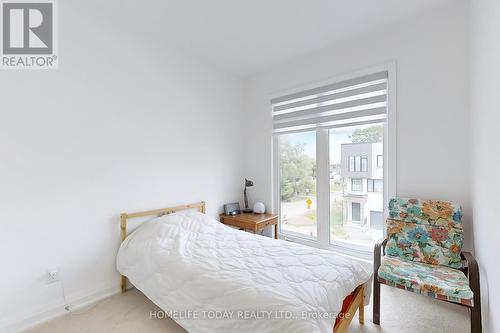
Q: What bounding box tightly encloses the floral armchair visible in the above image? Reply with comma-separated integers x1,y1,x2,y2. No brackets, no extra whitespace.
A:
373,198,481,332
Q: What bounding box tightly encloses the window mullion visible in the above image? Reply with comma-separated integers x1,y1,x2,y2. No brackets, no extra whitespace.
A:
316,129,330,247
272,135,281,238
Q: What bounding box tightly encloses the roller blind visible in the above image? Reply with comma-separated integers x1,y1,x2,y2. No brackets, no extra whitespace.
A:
271,71,388,134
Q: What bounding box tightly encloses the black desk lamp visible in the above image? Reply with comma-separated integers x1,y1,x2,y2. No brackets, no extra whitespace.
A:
243,178,254,213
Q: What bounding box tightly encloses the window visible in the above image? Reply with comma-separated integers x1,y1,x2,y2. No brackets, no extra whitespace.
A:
278,131,317,238
349,155,368,173
330,125,384,247
273,69,393,254
367,179,383,192
361,156,368,172
354,156,361,172
351,178,363,192
349,156,355,172
377,155,383,167
370,211,384,230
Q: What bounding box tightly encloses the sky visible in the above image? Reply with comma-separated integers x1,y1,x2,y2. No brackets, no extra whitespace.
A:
285,123,382,163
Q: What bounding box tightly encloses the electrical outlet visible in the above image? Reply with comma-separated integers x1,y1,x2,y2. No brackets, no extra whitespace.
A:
46,269,59,284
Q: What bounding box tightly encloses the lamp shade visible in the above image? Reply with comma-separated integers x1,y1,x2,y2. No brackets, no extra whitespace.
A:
253,202,265,214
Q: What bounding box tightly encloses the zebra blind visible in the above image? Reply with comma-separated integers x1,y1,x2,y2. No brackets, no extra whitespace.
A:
271,71,388,134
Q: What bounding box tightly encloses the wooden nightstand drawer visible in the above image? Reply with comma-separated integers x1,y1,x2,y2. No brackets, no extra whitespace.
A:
219,213,278,239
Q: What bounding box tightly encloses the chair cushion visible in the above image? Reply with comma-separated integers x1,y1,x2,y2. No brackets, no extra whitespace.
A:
386,198,464,269
388,197,463,228
385,218,463,268
378,256,473,306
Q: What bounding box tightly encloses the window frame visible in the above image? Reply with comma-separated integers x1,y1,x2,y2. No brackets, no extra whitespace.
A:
367,179,383,193
272,63,397,259
354,156,361,172
367,179,374,192
361,156,368,172
374,179,383,193
348,156,355,172
351,178,363,192
377,155,383,167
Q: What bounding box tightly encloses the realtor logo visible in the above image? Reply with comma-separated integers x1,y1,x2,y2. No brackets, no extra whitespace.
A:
1,0,58,69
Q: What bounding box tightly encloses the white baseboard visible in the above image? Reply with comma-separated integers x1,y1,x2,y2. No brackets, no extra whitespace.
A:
2,283,121,333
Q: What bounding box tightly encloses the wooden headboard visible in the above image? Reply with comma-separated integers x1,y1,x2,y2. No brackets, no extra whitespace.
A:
119,201,206,292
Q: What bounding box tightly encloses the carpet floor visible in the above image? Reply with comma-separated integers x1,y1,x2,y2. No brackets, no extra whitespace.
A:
25,285,469,333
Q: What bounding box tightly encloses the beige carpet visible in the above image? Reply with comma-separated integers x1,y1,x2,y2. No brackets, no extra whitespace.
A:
26,285,469,333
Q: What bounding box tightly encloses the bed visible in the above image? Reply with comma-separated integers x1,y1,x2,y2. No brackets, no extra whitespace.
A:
116,201,372,333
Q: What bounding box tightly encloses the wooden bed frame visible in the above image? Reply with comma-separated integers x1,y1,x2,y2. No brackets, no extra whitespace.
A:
334,285,365,333
118,201,365,333
119,201,206,292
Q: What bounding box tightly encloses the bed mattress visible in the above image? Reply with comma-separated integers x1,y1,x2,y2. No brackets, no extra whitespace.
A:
117,211,371,333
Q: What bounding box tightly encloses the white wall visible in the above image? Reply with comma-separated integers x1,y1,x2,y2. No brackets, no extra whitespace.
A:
470,0,500,332
243,2,472,248
0,3,244,331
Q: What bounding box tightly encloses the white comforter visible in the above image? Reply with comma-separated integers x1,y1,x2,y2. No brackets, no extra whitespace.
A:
116,211,371,333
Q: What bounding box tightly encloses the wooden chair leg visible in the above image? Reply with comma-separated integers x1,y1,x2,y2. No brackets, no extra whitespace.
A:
358,300,365,324
373,237,386,325
373,238,387,325
373,278,380,325
471,306,481,333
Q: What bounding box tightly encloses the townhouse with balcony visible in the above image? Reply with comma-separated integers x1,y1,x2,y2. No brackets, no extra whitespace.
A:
340,142,384,230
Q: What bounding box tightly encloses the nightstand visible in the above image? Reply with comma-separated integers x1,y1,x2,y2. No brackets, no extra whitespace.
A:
219,213,278,239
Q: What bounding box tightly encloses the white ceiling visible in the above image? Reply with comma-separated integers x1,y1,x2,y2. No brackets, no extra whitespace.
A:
90,0,458,78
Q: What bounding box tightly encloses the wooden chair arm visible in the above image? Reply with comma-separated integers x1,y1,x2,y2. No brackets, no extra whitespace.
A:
462,251,481,311
461,252,480,290
375,237,388,256
373,238,388,274
461,251,477,272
